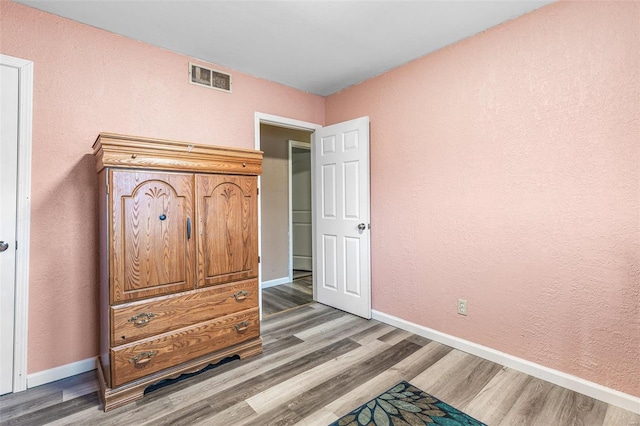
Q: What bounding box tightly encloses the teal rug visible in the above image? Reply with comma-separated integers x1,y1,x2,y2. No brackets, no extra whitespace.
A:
330,381,487,426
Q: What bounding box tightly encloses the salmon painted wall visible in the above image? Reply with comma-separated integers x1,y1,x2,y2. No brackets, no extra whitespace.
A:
0,0,324,374
326,1,639,397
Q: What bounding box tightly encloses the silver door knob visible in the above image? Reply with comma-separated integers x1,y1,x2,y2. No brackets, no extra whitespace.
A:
0,241,8,252
357,223,366,231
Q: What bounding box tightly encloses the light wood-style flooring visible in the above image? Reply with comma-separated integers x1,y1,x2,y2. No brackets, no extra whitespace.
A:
262,274,313,317
1,302,638,426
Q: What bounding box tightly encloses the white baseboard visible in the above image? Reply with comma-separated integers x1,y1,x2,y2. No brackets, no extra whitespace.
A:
261,276,290,289
27,357,96,389
293,256,312,271
372,310,640,415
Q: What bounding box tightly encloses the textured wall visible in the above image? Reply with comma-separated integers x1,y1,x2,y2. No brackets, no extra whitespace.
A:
260,124,312,282
0,0,324,374
326,1,639,397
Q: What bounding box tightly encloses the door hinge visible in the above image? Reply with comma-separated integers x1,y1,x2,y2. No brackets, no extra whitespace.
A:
257,187,259,195
258,256,261,263
106,181,110,195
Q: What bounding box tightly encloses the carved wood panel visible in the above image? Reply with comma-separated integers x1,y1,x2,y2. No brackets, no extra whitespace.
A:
195,175,258,287
111,170,195,303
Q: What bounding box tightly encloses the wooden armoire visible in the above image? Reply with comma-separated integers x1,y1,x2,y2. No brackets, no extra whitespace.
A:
93,133,263,411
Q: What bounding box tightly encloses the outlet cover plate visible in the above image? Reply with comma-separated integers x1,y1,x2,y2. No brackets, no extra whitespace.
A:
457,299,467,316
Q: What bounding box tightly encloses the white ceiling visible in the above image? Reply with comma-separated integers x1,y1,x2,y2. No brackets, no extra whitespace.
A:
15,0,554,96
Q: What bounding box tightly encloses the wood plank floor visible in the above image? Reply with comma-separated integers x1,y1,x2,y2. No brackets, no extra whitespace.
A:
262,275,313,317
1,303,638,426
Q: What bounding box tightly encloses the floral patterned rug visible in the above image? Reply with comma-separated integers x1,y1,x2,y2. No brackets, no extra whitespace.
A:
330,381,487,426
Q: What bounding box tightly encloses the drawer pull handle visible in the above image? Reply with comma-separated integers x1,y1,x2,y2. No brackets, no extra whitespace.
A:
233,290,249,301
234,321,250,333
130,351,157,365
128,312,155,326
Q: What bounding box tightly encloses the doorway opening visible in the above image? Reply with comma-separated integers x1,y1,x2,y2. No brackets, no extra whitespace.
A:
259,124,313,317
255,113,371,320
254,113,321,318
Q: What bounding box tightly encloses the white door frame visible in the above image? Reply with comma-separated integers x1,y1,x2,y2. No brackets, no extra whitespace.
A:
254,113,321,319
288,140,311,281
0,54,33,393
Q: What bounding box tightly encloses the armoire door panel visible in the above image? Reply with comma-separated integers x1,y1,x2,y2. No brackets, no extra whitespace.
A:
196,175,257,287
111,170,195,303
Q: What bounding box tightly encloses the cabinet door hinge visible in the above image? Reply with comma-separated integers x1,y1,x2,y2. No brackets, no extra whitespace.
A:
258,256,261,263
106,180,110,195
257,187,259,195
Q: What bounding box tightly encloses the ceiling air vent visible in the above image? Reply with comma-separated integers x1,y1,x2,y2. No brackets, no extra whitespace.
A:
189,62,232,93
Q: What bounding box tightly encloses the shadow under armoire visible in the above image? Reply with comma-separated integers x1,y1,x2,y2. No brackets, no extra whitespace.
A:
93,133,263,411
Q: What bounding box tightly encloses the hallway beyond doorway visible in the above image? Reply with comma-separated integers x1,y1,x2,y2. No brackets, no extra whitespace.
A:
262,274,313,317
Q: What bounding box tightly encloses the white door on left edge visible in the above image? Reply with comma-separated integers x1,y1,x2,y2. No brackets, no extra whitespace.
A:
313,117,371,319
0,64,19,395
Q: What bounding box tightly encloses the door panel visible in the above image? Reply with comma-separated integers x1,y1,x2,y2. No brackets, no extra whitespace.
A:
314,117,371,319
322,234,337,290
0,64,19,395
322,164,337,218
111,171,195,303
291,145,312,271
289,141,313,271
344,161,360,218
344,237,361,295
196,175,258,287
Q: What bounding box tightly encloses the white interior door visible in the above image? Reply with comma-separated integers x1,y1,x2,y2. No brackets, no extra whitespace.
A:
313,117,371,319
0,64,20,395
290,141,312,272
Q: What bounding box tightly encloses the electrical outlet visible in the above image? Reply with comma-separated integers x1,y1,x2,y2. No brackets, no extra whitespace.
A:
457,299,467,316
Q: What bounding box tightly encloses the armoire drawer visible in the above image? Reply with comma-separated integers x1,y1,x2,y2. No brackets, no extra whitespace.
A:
110,279,258,345
110,308,259,387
